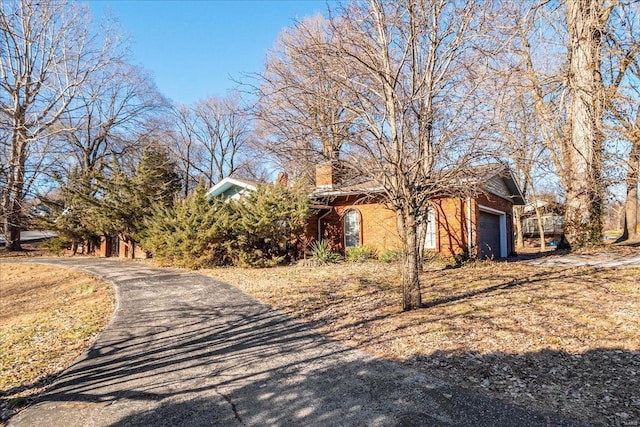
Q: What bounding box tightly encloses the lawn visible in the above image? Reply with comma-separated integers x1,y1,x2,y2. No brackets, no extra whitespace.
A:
202,258,640,426
0,263,114,422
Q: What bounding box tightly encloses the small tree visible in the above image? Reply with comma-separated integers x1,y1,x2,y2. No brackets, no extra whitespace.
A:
140,181,311,268
256,0,496,310
40,171,101,254
230,184,310,267
140,181,235,268
84,147,180,254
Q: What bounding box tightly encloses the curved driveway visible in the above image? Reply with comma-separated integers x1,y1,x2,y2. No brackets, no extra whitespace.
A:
8,258,583,426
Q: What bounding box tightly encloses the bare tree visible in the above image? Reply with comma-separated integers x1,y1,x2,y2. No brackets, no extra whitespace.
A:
55,63,166,179
256,1,495,310
603,2,640,241
0,0,116,250
252,14,358,183
168,104,199,197
564,0,615,245
192,93,252,185
168,93,254,190
502,1,617,248
493,82,550,250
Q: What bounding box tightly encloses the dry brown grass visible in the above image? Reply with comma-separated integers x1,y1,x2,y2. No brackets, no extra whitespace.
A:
0,263,114,422
0,243,49,259
202,257,640,425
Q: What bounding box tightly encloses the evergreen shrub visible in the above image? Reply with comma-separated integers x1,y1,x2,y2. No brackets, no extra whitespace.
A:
140,181,310,268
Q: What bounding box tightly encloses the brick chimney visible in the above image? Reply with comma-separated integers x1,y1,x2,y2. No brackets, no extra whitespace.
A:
315,161,337,188
276,171,288,186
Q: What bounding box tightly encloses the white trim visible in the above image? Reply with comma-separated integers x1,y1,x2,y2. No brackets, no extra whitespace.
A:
478,204,508,258
424,207,436,249
344,209,361,248
506,169,526,205
206,177,257,198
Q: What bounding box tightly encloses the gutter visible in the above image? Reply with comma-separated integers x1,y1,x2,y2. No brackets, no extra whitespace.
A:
317,209,333,241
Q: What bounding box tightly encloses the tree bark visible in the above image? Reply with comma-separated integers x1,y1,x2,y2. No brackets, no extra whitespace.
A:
398,209,421,311
564,0,610,246
534,205,546,251
621,124,639,240
514,205,524,250
528,183,546,250
3,127,28,251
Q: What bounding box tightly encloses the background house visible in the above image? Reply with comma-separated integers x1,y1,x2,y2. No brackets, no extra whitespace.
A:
521,200,565,246
97,235,148,259
308,162,525,259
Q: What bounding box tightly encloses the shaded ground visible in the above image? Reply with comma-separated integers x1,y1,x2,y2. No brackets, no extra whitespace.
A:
4,258,580,427
203,255,640,426
0,243,49,259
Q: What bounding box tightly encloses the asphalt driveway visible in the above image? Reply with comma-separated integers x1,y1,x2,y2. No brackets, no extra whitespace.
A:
6,258,584,426
523,251,640,268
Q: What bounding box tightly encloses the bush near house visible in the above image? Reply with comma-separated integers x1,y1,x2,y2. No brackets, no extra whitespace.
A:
309,240,343,265
346,245,377,262
140,182,310,268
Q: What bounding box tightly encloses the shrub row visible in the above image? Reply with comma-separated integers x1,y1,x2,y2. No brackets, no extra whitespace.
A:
139,182,310,268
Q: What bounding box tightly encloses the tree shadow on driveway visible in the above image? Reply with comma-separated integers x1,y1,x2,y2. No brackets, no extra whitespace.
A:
7,259,586,426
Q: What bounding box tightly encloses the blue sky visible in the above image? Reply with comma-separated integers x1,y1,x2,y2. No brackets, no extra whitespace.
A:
89,1,328,105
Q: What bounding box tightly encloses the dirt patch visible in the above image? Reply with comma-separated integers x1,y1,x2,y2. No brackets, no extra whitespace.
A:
0,263,115,424
202,258,640,425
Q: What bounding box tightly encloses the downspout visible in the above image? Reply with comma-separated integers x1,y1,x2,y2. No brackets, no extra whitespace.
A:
466,197,473,254
317,209,332,241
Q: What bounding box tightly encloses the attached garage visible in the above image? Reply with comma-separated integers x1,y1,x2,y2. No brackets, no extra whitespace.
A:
478,209,506,259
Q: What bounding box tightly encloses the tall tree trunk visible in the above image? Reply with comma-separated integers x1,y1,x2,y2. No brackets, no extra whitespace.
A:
398,209,421,311
621,125,639,241
3,127,28,251
534,206,546,251
528,184,546,250
514,205,524,250
565,0,609,247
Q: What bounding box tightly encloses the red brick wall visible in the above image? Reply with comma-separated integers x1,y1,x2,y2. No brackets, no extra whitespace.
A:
308,193,515,257
432,198,468,256
311,195,401,253
98,236,108,257
315,162,336,187
97,236,148,259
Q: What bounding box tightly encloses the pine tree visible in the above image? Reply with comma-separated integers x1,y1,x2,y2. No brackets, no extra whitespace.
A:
231,183,310,266
84,148,181,254
140,180,234,268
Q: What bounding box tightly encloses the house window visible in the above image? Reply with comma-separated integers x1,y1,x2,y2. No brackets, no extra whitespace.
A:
344,209,360,248
424,206,436,249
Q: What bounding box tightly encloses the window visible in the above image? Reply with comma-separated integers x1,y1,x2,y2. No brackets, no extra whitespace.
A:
344,209,360,248
424,207,436,249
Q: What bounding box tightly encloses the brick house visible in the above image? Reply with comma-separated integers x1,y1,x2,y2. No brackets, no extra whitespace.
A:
202,164,524,260
97,235,149,259
309,162,525,259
